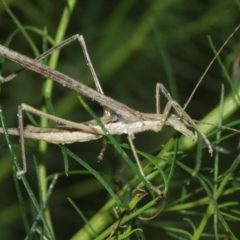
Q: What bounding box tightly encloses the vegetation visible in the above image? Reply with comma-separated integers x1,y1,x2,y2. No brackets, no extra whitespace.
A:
0,0,240,239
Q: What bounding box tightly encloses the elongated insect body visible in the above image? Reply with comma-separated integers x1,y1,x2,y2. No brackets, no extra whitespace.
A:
0,35,213,183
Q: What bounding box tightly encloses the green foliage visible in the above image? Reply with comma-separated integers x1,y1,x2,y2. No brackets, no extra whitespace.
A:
0,0,240,239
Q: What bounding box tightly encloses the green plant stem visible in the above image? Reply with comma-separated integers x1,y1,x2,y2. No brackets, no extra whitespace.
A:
178,89,240,153
38,0,77,233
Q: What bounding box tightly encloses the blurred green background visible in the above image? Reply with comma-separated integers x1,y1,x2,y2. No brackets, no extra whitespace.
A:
0,0,240,239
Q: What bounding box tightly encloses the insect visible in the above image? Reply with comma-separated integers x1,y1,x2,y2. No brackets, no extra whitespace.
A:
0,34,212,191
0,26,239,187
